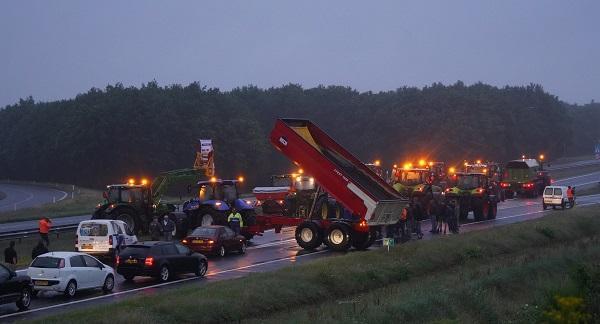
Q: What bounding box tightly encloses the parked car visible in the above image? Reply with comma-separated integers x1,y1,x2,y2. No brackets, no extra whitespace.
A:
542,185,569,210
0,263,33,311
75,220,138,259
116,241,208,282
27,252,115,298
181,225,247,257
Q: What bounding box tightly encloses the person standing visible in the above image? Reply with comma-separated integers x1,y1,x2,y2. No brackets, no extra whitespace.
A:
38,217,52,246
227,208,244,235
31,240,48,259
149,216,161,241
429,199,438,234
160,215,175,241
4,241,17,269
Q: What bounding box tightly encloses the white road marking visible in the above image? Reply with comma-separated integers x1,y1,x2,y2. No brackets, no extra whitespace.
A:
0,250,328,320
0,188,34,208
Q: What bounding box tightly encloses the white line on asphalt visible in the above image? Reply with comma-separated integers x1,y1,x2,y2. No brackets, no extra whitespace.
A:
0,249,328,320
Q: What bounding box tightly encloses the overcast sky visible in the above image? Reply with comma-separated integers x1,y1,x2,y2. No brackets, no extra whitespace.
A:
1,0,598,107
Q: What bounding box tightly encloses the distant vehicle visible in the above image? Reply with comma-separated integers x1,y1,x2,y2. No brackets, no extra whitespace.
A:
181,225,246,257
542,186,569,210
0,263,32,311
75,220,138,259
501,158,551,198
27,252,115,298
116,241,208,282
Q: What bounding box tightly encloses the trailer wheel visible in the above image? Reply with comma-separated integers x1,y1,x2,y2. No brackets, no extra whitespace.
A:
351,230,375,250
326,223,352,252
295,222,323,250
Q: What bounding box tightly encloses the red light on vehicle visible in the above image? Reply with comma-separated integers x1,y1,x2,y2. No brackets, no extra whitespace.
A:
208,240,215,244
182,239,188,244
500,182,510,188
522,183,534,188
359,220,368,227
115,256,120,266
144,257,154,267
277,200,284,205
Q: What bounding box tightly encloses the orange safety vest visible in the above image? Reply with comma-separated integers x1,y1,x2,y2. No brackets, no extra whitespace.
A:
567,188,574,198
39,219,51,234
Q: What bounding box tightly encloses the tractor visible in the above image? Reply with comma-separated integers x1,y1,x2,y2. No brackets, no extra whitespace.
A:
391,162,444,214
182,178,257,238
443,172,500,222
500,157,551,198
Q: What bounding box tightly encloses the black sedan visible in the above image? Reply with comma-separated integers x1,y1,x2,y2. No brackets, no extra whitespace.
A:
181,225,246,257
0,263,33,311
116,241,207,282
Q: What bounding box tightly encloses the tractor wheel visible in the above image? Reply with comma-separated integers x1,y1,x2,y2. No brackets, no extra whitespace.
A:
116,211,137,233
198,208,226,227
472,199,484,221
351,230,375,250
458,202,469,222
295,221,323,250
326,223,352,252
332,202,343,219
487,202,497,219
241,210,257,226
311,196,329,220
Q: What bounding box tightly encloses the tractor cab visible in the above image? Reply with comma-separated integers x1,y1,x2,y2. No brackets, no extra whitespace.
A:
270,174,316,192
197,179,242,206
455,173,487,190
103,184,151,207
393,167,430,186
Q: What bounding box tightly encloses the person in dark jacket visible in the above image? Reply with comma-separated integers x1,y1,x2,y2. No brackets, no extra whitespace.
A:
160,214,175,241
446,201,459,234
4,241,17,266
412,201,424,239
149,216,161,241
31,240,49,259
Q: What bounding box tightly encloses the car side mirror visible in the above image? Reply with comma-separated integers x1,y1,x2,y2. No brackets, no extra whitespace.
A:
98,263,104,269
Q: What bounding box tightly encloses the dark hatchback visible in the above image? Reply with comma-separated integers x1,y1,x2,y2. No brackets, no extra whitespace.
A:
116,242,207,282
0,263,33,311
181,226,246,257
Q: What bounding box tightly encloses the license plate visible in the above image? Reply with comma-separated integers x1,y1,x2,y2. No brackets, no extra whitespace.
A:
192,240,203,244
125,259,138,264
81,244,93,249
35,280,48,286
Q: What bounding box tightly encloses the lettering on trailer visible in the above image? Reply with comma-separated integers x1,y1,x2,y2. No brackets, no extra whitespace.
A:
333,169,349,182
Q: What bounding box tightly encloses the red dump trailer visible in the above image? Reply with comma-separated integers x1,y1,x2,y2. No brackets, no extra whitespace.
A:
243,119,408,251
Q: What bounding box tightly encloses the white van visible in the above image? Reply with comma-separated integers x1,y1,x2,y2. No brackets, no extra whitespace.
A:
75,220,138,258
542,186,569,210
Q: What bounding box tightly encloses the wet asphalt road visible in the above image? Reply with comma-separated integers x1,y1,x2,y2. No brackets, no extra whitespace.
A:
0,170,598,322
0,184,68,213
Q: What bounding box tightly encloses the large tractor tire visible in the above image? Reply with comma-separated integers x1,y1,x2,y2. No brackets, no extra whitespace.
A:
197,208,227,227
115,210,139,234
351,229,376,250
311,196,330,220
295,221,323,250
326,222,352,252
458,201,469,222
487,202,497,220
472,199,484,221
241,210,257,226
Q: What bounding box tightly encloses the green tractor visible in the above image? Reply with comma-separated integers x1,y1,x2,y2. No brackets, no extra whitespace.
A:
92,168,205,235
443,172,499,222
391,163,443,204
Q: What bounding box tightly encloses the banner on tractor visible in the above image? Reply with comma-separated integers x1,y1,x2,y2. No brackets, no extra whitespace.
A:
194,139,215,176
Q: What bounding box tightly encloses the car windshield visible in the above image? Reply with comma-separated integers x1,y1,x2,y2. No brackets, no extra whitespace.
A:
191,227,218,238
79,223,108,236
31,257,63,268
457,175,482,189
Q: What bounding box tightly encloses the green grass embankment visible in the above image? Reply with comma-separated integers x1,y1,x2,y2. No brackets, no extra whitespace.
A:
0,181,101,223
32,205,600,324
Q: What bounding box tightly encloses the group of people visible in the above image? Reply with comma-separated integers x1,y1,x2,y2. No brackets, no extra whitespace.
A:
148,215,176,241
3,217,53,269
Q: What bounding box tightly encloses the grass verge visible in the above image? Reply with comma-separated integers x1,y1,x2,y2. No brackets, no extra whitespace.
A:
0,181,101,223
31,205,600,324
0,232,77,269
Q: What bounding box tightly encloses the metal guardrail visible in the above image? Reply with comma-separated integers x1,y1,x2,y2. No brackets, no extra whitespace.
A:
0,225,78,242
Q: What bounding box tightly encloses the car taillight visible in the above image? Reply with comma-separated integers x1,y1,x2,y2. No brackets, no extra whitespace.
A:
144,257,154,266
500,182,510,188
182,239,188,244
208,240,214,244
109,235,113,246
115,255,120,266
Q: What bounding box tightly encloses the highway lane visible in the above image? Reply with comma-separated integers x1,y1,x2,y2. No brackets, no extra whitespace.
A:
3,191,600,322
0,170,598,321
0,184,67,213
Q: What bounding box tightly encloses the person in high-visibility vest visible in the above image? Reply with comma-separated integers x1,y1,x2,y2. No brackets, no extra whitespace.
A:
39,217,52,246
227,208,244,235
567,186,575,208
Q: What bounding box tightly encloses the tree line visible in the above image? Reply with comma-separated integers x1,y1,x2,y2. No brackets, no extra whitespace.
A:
0,81,597,189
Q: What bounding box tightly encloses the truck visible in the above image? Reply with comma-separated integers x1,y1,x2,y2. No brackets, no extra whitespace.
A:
500,158,551,198
242,118,408,252
443,171,500,222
